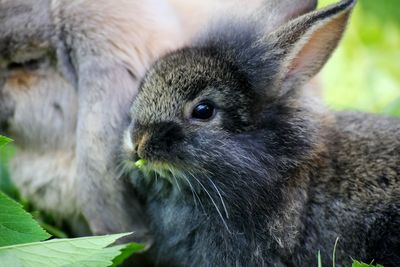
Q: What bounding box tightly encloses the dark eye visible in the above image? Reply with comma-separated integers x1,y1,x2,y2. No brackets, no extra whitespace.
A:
7,58,44,71
191,102,215,121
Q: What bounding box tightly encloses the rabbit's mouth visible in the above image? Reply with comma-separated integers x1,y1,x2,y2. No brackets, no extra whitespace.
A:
144,161,184,181
125,158,184,183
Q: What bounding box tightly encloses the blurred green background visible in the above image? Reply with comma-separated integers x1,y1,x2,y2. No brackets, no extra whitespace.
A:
319,0,400,115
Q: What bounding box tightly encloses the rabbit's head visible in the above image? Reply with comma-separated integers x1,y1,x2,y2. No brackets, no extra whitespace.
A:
124,0,355,201
0,1,77,150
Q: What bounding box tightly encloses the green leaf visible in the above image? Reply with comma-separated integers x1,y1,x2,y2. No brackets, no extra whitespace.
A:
134,159,146,169
110,242,146,267
0,145,17,199
0,191,50,246
0,233,130,267
39,222,68,239
0,136,12,148
352,260,384,267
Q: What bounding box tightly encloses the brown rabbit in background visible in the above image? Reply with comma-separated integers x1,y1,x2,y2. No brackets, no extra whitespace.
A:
0,0,188,240
123,0,400,266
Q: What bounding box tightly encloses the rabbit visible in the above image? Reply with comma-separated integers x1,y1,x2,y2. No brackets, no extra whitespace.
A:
0,0,186,240
123,0,400,266
0,0,318,239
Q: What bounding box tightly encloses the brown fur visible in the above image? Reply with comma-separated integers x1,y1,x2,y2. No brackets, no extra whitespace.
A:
7,70,38,89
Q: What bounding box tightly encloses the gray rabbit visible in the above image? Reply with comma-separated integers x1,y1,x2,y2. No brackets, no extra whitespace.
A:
123,0,400,266
0,0,317,240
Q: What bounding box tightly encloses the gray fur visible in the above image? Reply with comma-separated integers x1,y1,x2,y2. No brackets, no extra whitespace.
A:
124,0,400,266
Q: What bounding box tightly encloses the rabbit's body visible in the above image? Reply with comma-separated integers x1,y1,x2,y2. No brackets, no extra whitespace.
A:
131,109,400,266
124,0,399,265
302,112,400,266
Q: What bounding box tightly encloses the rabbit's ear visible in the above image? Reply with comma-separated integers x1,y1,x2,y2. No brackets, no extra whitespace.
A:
267,0,355,95
263,0,318,28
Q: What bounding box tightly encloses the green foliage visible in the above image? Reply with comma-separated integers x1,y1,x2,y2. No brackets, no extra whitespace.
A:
319,0,400,115
0,191,50,246
317,252,384,267
110,243,146,267
352,260,384,267
0,136,12,148
0,137,16,198
0,234,131,267
317,238,384,267
0,181,142,267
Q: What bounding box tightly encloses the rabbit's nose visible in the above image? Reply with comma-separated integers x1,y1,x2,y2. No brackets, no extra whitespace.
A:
135,132,151,159
131,151,140,162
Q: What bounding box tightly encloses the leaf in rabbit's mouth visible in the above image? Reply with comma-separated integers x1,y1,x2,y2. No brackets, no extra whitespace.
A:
132,159,173,177
134,159,147,169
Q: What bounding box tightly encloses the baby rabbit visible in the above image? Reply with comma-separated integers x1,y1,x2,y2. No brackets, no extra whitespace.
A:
123,0,400,266
0,0,317,240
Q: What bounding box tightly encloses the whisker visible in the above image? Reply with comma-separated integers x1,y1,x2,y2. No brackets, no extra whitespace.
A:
207,177,229,219
169,167,182,193
186,170,206,213
191,174,231,233
173,174,182,193
181,175,199,208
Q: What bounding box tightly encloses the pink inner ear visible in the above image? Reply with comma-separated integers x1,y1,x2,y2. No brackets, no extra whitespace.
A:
288,13,350,78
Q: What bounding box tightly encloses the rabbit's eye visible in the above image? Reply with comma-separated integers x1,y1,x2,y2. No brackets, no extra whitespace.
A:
191,102,215,121
7,58,44,71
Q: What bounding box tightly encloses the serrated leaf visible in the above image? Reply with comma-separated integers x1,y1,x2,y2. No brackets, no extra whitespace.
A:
0,233,130,267
0,136,12,148
0,191,50,246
